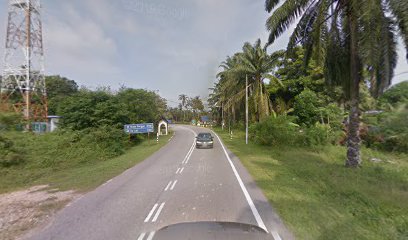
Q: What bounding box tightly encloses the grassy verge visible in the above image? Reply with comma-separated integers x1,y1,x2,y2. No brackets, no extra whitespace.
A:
0,132,171,194
214,127,408,240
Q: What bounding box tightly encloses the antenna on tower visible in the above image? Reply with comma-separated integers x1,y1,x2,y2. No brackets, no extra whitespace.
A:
0,0,47,129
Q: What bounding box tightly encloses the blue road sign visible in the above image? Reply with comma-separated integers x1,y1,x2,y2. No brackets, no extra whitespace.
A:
124,123,154,134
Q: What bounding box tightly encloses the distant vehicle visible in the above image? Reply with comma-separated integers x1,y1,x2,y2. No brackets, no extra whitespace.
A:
196,132,214,149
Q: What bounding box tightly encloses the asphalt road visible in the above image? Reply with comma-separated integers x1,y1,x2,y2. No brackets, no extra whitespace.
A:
25,125,294,240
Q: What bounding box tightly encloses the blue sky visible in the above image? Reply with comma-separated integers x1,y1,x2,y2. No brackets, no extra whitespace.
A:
0,0,407,106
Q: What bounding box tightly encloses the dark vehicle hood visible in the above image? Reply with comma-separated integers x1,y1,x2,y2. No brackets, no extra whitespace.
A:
153,221,273,240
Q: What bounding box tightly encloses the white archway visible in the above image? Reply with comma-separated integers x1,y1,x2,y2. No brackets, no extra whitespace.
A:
158,120,168,135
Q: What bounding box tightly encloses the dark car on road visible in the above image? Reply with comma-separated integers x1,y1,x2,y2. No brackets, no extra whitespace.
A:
196,133,214,149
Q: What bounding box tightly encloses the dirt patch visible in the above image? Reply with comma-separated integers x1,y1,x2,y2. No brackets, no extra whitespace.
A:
0,185,79,240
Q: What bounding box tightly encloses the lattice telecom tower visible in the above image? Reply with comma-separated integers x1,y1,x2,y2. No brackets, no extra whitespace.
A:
0,0,47,125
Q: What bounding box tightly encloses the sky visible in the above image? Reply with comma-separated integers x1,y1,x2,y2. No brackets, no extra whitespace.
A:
0,0,407,106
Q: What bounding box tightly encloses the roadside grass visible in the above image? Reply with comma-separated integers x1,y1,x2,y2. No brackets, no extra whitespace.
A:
214,128,408,240
0,132,171,194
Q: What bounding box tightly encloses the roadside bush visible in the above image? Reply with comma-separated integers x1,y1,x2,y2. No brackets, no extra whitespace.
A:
0,135,25,167
378,81,408,109
1,126,134,169
249,115,299,146
293,89,323,126
80,126,131,158
363,107,408,153
0,112,23,131
299,123,342,146
250,115,342,147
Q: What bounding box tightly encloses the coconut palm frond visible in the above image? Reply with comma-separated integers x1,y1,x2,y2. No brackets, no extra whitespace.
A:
266,0,314,45
389,0,408,60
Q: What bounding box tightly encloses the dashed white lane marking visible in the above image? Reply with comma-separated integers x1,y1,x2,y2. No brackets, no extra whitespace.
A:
144,203,158,222
152,202,165,222
170,180,178,190
164,181,172,191
180,167,184,173
272,231,282,240
146,231,155,240
213,131,269,233
137,233,146,240
176,168,181,174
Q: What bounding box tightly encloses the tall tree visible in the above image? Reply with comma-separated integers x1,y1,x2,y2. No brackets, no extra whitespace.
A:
218,40,283,122
265,0,408,167
178,94,189,122
45,75,79,115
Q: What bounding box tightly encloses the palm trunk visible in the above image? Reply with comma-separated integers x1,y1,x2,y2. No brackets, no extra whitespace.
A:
232,105,236,124
346,5,361,168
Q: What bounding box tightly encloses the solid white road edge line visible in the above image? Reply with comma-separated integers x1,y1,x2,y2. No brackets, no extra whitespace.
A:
137,232,146,240
164,181,172,191
152,202,165,222
272,231,282,240
144,203,158,222
213,132,269,234
146,231,156,240
170,180,178,190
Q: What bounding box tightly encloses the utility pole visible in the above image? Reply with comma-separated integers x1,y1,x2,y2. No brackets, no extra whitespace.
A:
221,102,224,130
0,0,47,130
245,75,249,145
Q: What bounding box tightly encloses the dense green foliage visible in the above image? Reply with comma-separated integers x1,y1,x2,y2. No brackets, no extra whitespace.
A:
56,88,166,131
378,81,408,108
263,0,408,166
0,76,171,193
293,89,324,127
249,115,340,147
210,43,407,158
46,75,79,115
0,134,25,167
0,112,22,131
0,126,132,168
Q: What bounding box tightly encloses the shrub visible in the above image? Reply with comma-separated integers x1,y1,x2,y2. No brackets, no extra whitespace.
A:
0,112,23,131
80,126,130,158
249,115,299,146
378,81,408,109
293,89,323,126
299,123,341,146
363,107,408,153
0,135,25,167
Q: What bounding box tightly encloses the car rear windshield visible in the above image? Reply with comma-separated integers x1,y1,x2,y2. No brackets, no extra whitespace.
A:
198,133,212,139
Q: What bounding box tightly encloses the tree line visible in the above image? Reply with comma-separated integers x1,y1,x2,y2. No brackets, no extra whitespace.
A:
209,0,408,167
166,94,205,123
46,76,167,130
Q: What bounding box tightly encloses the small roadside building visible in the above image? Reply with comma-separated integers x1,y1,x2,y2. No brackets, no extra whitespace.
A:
158,118,168,136
47,116,61,132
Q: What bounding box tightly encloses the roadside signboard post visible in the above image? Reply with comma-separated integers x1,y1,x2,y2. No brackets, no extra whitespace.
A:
124,123,155,143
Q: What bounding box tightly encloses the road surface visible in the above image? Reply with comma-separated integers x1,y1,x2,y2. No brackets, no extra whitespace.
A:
26,125,294,240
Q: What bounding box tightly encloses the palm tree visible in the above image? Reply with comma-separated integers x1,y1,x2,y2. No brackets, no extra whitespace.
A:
219,39,283,122
264,0,407,167
178,94,188,122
